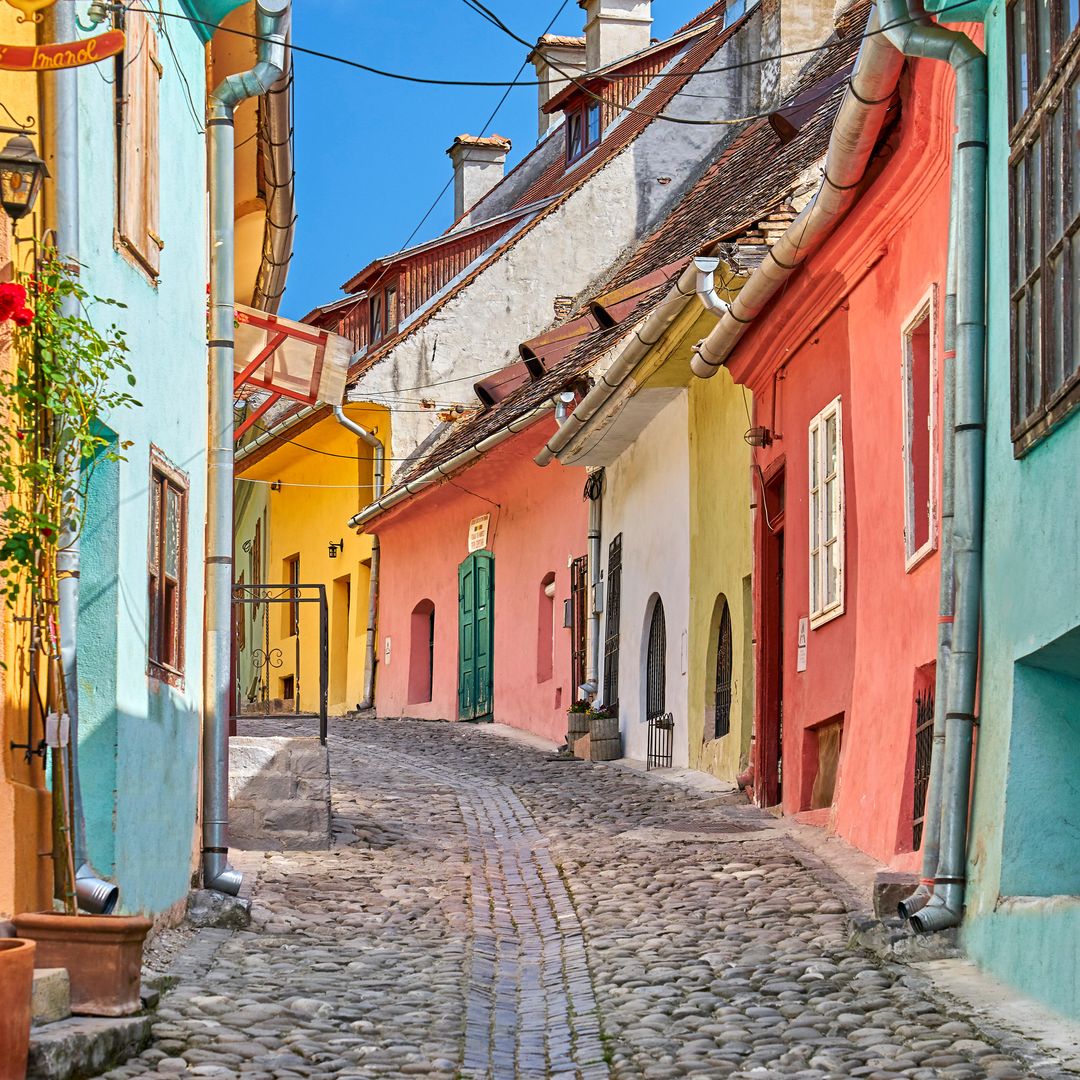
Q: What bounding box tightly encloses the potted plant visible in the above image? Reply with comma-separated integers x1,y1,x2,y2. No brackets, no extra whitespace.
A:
3,253,148,1017
0,937,35,1077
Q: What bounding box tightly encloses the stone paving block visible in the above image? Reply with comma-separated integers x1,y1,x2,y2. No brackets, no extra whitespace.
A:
27,1015,152,1079
31,968,71,1027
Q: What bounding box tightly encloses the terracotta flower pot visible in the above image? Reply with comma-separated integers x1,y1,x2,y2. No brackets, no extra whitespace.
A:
12,912,151,1017
0,937,35,1080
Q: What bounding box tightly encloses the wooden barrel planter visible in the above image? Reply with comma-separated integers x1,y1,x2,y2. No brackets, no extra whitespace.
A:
588,736,622,761
566,709,590,749
589,714,619,741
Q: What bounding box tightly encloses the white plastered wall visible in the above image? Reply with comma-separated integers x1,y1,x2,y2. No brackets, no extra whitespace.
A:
599,393,690,766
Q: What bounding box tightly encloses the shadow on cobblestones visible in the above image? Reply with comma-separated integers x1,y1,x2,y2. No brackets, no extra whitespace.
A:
97,718,1063,1080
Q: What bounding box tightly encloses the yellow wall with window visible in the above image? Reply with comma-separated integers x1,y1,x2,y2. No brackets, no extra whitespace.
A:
235,404,389,717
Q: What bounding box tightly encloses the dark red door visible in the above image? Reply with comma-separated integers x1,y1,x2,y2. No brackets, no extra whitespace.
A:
756,466,785,808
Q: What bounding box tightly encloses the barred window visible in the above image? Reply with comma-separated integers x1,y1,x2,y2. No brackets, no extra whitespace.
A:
1009,0,1080,449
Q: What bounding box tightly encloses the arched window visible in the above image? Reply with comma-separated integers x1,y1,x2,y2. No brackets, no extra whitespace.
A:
645,597,666,720
408,599,435,704
713,598,733,739
537,572,556,683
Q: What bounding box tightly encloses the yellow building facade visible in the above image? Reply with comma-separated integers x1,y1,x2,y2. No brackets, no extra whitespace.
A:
234,404,388,717
0,8,50,918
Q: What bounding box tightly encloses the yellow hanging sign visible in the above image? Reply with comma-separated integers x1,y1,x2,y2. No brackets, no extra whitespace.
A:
2,0,58,21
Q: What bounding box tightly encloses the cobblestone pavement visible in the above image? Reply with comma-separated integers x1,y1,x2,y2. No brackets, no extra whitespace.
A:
101,718,1067,1080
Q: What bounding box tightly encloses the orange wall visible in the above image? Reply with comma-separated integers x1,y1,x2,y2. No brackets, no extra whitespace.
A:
371,419,588,744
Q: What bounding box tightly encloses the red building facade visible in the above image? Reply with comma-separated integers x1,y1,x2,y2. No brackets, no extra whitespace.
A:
724,57,956,870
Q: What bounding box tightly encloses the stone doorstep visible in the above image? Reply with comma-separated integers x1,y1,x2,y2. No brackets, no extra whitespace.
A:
27,1014,152,1080
31,968,71,1027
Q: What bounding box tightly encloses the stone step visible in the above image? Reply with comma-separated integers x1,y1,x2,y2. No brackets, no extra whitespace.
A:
31,968,71,1027
27,1015,152,1080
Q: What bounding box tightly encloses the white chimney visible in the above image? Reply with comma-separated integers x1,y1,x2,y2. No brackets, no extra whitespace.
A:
529,34,587,139
579,0,652,71
769,0,839,100
446,134,512,224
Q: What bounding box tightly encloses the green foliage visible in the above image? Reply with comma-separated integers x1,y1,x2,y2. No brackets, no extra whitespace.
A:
0,250,140,605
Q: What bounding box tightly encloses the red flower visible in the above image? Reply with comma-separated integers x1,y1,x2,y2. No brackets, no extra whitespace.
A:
0,281,24,321
11,306,33,327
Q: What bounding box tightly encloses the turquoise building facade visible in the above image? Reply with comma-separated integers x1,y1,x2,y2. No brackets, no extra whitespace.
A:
928,0,1080,1019
70,0,246,917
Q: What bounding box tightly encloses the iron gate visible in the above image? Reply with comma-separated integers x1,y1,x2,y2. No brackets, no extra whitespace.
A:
603,533,622,707
570,555,588,695
645,597,666,720
232,582,328,743
912,683,935,849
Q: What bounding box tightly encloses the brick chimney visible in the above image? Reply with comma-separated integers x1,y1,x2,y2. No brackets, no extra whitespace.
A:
578,0,652,71
529,34,587,139
446,134,512,224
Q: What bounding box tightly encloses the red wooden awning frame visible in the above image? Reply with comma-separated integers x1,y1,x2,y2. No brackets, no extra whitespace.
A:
234,309,332,441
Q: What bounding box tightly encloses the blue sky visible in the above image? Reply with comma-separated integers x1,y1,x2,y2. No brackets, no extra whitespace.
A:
286,0,706,320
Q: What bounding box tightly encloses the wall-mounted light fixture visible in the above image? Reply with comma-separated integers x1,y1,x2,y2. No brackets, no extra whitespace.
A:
328,537,344,559
744,426,773,448
0,129,47,223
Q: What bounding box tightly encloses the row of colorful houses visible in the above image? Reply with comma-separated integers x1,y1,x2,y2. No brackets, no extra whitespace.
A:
237,0,1080,1021
0,0,295,924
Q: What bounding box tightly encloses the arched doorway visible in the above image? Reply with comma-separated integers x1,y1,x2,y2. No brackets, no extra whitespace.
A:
645,597,666,721
713,597,733,740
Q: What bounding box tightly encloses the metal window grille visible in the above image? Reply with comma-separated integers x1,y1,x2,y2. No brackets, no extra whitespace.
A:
714,600,733,739
570,555,589,693
646,598,666,720
603,534,622,707
912,684,935,850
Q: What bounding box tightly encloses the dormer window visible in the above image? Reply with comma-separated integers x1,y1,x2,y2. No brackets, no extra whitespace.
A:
567,101,602,163
369,292,383,345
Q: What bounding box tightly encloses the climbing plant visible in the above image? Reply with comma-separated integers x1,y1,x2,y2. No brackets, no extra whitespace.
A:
0,250,139,605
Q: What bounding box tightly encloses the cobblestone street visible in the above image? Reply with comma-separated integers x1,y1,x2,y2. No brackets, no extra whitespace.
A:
104,720,1066,1080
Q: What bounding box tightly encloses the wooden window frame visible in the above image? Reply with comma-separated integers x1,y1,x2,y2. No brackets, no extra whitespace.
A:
284,554,300,637
384,282,399,334
901,286,939,571
808,396,845,629
368,293,383,346
147,447,188,686
116,1,163,280
1008,0,1080,452
566,101,602,164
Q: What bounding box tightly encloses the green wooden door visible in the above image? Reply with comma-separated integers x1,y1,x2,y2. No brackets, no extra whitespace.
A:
458,551,494,721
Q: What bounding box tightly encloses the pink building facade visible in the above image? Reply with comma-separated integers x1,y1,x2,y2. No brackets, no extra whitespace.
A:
368,420,588,744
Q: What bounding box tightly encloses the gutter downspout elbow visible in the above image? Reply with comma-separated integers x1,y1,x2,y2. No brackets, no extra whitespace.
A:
694,256,730,320
333,407,384,711
203,0,291,897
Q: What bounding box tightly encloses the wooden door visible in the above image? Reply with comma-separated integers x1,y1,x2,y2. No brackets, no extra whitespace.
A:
458,551,494,721
756,467,785,807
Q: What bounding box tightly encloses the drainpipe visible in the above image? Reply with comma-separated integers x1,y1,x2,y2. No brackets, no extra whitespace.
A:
875,0,987,935
690,6,906,376
45,3,118,915
900,91,961,922
582,469,603,699
333,407,384,710
203,0,290,896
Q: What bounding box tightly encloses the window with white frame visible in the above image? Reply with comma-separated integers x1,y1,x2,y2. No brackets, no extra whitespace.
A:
902,287,938,569
808,396,845,627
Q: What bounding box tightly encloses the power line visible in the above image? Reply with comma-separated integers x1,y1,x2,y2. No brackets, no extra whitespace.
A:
68,0,974,93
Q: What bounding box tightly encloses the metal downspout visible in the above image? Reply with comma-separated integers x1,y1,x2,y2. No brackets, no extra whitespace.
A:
333,407,384,710
583,470,602,699
901,94,960,921
203,0,290,896
876,0,988,935
45,3,118,915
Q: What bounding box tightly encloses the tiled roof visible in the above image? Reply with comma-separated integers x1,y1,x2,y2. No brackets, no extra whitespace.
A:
446,133,513,153
380,1,884,499
534,33,586,48
331,6,743,379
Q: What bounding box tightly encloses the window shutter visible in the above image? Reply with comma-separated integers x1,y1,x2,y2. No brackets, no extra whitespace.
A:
119,8,162,276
